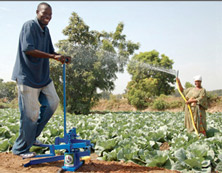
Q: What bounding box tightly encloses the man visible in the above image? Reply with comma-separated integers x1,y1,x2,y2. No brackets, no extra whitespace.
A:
11,2,71,158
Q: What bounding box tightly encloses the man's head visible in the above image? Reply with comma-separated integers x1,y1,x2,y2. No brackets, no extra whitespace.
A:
36,2,52,28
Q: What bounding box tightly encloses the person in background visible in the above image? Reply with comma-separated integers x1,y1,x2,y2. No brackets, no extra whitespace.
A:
11,2,71,158
176,75,208,136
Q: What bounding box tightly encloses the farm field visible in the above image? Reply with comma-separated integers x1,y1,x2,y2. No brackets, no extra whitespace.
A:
0,108,222,172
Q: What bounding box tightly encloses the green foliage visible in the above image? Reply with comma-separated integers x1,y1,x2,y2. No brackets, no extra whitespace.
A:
0,98,18,109
50,12,139,114
0,79,17,109
150,95,183,110
185,82,194,89
206,91,219,103
152,99,168,110
0,79,17,101
168,100,183,109
105,95,121,110
99,91,111,100
1,109,222,172
126,50,175,109
0,102,8,109
126,78,158,110
208,89,222,97
8,98,18,109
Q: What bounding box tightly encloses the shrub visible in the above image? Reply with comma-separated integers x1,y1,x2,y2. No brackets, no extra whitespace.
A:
126,78,157,110
168,100,183,109
106,99,120,110
152,99,168,110
207,92,220,107
0,102,9,109
9,98,18,109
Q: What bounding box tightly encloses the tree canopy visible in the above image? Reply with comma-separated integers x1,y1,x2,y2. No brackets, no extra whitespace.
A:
0,79,17,101
50,12,139,114
185,81,194,89
126,50,175,109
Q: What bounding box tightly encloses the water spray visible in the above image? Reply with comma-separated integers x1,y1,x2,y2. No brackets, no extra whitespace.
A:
133,60,199,137
65,44,127,65
131,60,177,77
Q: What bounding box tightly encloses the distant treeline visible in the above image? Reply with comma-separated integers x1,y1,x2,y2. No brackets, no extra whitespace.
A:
208,89,222,97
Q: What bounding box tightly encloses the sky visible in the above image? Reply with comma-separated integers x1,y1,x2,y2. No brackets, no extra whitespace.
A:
0,1,221,94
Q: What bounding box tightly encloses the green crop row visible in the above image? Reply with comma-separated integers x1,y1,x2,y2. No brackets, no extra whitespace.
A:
0,108,222,172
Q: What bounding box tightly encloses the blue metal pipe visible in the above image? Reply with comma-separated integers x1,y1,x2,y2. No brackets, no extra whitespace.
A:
63,63,67,136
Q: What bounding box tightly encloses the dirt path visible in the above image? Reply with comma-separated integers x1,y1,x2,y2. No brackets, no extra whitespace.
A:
0,152,179,173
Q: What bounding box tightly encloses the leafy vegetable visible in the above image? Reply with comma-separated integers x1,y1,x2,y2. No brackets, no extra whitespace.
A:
0,109,222,172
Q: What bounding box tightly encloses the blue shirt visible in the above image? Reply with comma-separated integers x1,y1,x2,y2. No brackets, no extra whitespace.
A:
12,18,54,88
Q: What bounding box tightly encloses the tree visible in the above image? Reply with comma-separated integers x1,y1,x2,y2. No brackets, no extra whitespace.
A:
126,50,175,109
50,12,139,114
100,91,111,100
0,79,4,98
0,79,17,101
126,78,158,110
185,82,194,89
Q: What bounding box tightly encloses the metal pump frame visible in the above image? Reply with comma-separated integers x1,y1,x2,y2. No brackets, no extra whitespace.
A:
24,63,93,171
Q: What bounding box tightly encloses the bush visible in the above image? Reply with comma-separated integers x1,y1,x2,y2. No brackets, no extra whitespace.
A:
0,102,9,109
168,100,183,109
207,92,220,107
152,99,168,110
158,94,167,100
106,99,120,110
0,80,17,101
151,94,183,110
9,98,18,109
126,78,157,110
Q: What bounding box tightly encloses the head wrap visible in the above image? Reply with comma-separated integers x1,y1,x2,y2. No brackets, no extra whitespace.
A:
193,75,202,81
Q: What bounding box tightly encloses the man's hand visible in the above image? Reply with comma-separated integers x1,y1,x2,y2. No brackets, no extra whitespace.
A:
64,56,71,64
25,50,71,64
54,55,71,64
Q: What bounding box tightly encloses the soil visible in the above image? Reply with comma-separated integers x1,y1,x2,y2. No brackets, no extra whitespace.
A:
0,152,179,173
91,98,222,113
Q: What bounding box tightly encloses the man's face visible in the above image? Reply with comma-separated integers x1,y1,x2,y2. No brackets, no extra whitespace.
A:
36,5,52,27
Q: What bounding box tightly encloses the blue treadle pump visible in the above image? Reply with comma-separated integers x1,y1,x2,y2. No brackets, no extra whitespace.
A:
24,62,93,172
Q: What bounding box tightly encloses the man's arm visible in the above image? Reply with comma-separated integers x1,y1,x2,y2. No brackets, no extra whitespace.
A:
26,49,71,64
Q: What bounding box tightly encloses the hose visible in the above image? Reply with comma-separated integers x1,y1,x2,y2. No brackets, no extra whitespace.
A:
176,79,199,137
